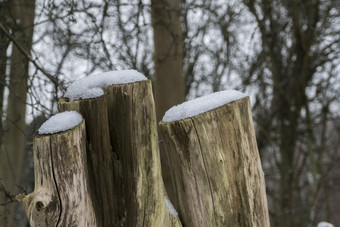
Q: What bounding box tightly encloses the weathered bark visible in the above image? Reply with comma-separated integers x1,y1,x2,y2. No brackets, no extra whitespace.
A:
0,0,35,225
59,96,116,227
160,97,270,227
17,120,96,226
103,80,182,226
151,0,185,204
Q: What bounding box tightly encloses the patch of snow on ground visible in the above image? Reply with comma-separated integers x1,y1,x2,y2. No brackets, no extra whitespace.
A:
317,222,334,227
162,90,247,122
38,111,83,134
164,196,178,217
65,70,147,101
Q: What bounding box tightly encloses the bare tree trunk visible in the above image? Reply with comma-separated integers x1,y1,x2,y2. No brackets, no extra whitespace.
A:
0,0,35,226
151,0,185,120
17,120,97,226
0,0,9,146
151,0,185,204
160,97,270,227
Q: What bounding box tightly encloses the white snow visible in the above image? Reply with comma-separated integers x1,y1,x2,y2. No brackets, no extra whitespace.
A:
164,196,178,217
162,90,247,122
317,222,334,227
65,70,147,101
38,111,83,134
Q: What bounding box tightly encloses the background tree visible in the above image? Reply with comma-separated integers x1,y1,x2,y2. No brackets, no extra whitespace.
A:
240,0,340,226
0,0,36,226
181,0,243,97
151,0,184,123
151,0,185,201
0,1,9,144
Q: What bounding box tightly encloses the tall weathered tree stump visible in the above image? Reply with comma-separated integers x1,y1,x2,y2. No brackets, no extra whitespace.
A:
17,112,96,226
59,95,116,227
59,70,182,226
104,80,181,226
160,93,270,227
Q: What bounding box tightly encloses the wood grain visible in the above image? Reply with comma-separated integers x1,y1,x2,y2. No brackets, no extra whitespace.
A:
104,80,182,226
59,96,116,226
17,121,96,226
160,97,270,227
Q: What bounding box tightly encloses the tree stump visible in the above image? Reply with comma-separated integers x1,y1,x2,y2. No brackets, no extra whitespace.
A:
17,120,96,226
104,80,182,226
59,96,116,227
59,76,182,226
160,96,270,227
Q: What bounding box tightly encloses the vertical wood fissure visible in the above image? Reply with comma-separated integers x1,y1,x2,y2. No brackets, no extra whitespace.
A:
48,137,62,227
104,81,182,227
190,119,218,226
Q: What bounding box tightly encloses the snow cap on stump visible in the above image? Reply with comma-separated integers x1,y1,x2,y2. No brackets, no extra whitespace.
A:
162,90,247,122
64,70,147,101
38,111,83,134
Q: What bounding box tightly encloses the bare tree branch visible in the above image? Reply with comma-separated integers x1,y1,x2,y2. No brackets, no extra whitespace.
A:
0,22,65,93
0,179,17,206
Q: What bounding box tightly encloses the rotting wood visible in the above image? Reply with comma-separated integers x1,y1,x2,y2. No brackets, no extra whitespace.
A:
59,96,116,227
160,97,270,227
17,121,96,226
104,80,182,226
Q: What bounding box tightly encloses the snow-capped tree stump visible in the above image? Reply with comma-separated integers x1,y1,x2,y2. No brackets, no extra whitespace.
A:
58,70,182,226
160,93,270,227
18,69,270,227
104,80,182,226
59,95,116,226
17,113,96,226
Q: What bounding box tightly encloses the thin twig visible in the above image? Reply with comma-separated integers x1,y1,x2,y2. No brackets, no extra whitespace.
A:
0,22,65,93
0,179,17,206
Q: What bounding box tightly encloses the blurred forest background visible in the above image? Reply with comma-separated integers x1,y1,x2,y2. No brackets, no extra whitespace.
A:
0,0,339,226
